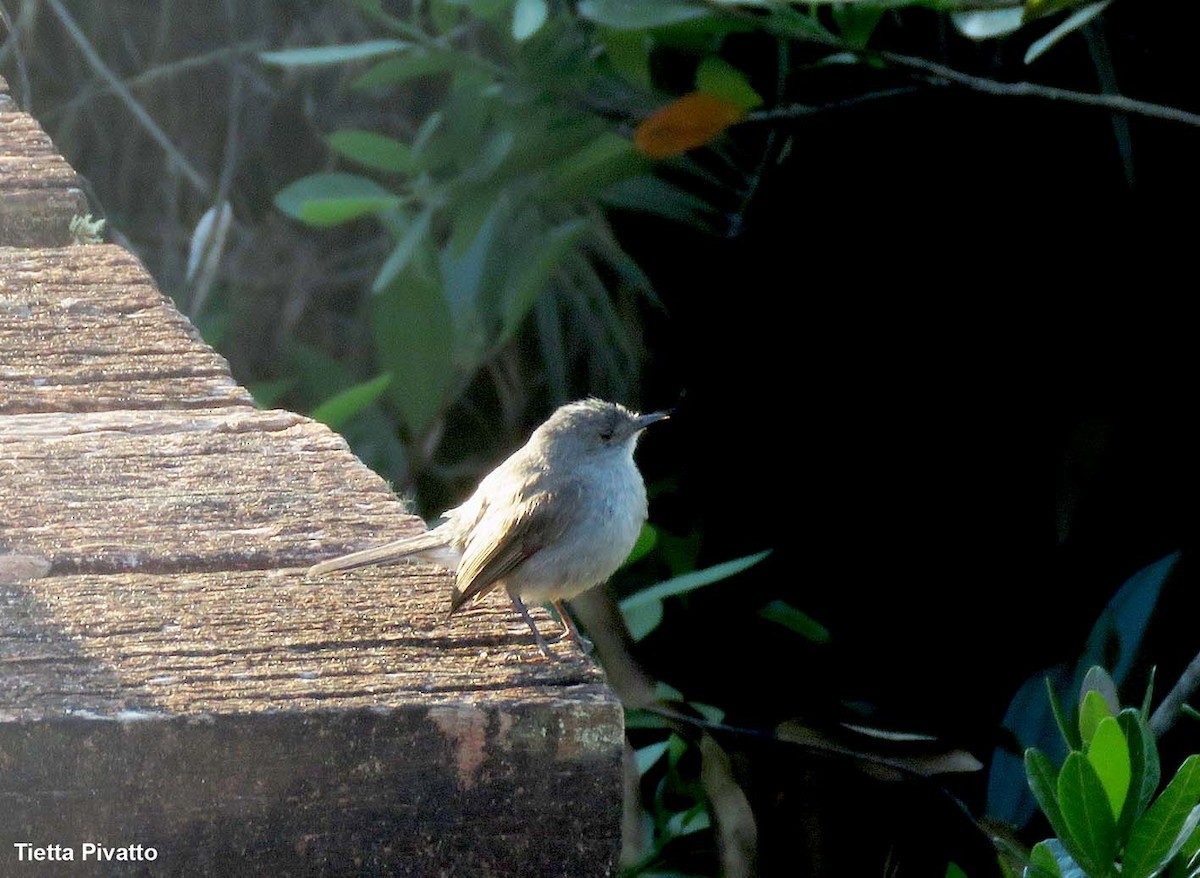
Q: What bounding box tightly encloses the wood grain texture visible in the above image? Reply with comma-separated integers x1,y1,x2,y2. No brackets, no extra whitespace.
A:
0,246,253,412
0,102,90,246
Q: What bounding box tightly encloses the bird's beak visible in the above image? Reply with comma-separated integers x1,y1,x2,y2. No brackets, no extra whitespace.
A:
632,410,670,433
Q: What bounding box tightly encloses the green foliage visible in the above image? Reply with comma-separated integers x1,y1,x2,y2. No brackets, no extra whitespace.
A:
265,1,711,456
619,550,772,641
1023,668,1200,878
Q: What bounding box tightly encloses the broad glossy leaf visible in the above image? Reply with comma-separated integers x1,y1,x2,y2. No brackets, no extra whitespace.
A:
1087,716,1131,819
260,39,409,68
634,91,745,159
309,373,393,430
695,57,762,110
577,0,708,29
1030,839,1087,878
512,0,548,40
1080,689,1113,747
1125,756,1200,878
1081,666,1120,716
1057,751,1118,872
371,269,456,435
758,600,831,643
1119,708,1161,836
1027,840,1064,878
275,173,403,227
328,130,415,174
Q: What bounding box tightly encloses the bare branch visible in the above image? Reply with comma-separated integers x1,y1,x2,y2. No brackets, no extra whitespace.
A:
882,51,1200,128
42,0,212,196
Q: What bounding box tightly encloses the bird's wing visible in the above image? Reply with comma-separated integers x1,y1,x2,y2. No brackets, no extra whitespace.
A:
449,479,583,614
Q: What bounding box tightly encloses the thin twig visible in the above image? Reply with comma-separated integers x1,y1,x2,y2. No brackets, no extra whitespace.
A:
880,50,1200,128
1149,648,1200,737
716,2,1200,131
746,86,922,122
42,0,211,195
41,41,263,122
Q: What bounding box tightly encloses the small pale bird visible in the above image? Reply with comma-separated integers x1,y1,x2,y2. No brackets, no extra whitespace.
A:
308,398,668,657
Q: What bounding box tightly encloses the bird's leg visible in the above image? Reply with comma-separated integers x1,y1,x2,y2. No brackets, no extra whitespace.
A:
511,595,555,659
551,599,593,654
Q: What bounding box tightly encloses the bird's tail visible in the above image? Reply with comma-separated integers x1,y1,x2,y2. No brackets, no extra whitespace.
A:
307,529,452,577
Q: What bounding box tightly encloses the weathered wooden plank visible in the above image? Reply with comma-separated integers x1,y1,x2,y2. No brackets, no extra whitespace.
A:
0,563,604,717
0,101,90,246
0,407,413,571
0,701,621,877
0,246,253,412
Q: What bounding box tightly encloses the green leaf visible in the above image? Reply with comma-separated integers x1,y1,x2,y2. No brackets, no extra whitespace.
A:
353,51,461,88
620,550,771,610
1048,675,1083,752
695,56,762,111
1080,689,1114,747
1025,2,1111,65
622,598,663,642
512,0,548,40
309,373,393,430
370,268,456,435
1027,841,1064,878
328,130,415,174
260,39,410,68
498,218,589,344
1087,716,1131,820
623,523,658,567
373,205,434,293
1027,749,1070,844
1081,666,1121,717
634,740,670,775
951,9,1024,39
598,27,652,89
1125,756,1200,878
946,864,968,878
275,173,403,227
603,176,717,229
547,132,646,202
1057,751,1118,873
576,0,708,29
758,600,831,643
831,4,885,49
1119,708,1161,837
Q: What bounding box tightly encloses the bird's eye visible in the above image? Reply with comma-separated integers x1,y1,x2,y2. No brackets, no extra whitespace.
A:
599,429,614,442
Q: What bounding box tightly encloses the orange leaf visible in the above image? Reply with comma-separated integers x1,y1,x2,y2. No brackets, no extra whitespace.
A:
634,91,746,159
